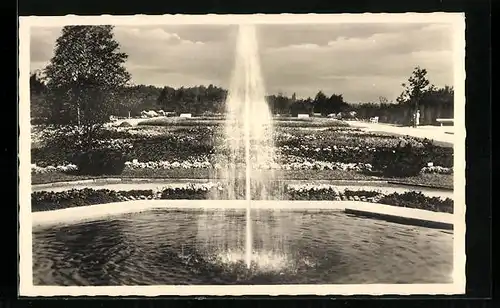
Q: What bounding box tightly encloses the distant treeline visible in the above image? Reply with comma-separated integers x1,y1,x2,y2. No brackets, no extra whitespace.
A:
30,72,453,125
352,86,454,125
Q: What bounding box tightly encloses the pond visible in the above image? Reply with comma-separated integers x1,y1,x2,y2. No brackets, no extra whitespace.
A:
33,208,453,285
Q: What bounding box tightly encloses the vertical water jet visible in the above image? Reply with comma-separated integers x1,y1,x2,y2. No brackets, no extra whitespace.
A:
211,24,280,268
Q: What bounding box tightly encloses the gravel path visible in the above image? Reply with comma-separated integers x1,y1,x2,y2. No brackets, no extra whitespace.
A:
348,121,455,144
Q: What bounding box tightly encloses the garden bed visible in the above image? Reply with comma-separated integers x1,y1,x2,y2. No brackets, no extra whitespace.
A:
31,124,454,169
31,186,453,214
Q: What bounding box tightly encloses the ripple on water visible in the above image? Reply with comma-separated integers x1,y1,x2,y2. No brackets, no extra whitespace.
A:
32,209,454,285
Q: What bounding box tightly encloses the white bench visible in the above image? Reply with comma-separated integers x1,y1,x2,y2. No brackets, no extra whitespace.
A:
369,116,379,123
436,118,454,126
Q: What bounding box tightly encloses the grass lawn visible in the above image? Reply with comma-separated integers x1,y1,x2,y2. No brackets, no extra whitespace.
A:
31,169,453,189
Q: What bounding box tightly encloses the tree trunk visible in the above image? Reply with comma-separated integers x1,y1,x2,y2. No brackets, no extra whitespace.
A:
77,102,81,127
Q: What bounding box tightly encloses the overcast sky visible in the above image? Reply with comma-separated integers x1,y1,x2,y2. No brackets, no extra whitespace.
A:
30,23,454,103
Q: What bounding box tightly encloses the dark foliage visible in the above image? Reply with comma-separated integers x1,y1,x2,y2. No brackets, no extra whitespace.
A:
130,135,214,162
31,188,154,212
159,188,209,199
371,143,427,177
379,191,453,214
118,121,133,127
71,148,128,175
32,187,453,214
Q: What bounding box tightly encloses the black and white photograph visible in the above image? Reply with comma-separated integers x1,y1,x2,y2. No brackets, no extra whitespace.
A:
19,13,466,296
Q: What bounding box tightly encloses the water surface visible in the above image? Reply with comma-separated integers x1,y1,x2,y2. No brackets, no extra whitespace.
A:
33,209,453,285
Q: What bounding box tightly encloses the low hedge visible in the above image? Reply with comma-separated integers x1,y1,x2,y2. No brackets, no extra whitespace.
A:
32,187,453,214
379,191,453,213
32,189,155,212
371,144,426,177
71,148,128,175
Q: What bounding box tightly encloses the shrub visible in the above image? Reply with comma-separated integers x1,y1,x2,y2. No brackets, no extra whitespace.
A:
31,188,155,212
31,188,122,212
71,148,128,175
378,191,453,214
159,187,210,199
118,121,133,127
130,135,214,162
371,143,426,177
343,189,380,198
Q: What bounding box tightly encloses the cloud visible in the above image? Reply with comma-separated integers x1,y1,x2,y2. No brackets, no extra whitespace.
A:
29,22,456,103
114,27,205,46
112,26,235,88
30,25,235,88
259,23,454,101
30,27,62,72
257,23,430,49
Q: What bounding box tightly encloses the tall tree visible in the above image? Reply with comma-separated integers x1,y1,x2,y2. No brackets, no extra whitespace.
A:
313,91,328,115
396,66,431,126
44,25,131,148
30,71,49,121
379,96,389,105
327,94,349,115
156,86,176,112
30,71,46,94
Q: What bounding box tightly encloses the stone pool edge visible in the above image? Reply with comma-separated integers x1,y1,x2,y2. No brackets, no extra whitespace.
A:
31,200,454,230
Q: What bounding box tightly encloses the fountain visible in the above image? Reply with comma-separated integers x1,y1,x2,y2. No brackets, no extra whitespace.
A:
29,24,455,288
211,24,282,268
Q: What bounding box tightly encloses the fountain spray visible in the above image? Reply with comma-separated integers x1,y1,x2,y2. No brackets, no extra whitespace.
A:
212,23,278,269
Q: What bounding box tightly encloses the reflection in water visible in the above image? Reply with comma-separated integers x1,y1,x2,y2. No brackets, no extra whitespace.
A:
33,209,453,286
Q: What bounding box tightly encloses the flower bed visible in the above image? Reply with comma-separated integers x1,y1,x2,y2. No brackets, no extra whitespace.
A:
420,166,453,175
31,184,453,213
31,124,454,172
31,163,78,174
31,158,452,175
125,158,213,170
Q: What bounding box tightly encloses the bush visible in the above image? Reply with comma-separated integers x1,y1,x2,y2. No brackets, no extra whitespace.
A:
31,188,122,212
72,148,128,175
31,188,154,212
31,126,85,167
118,121,133,127
371,143,426,177
130,135,214,162
159,187,211,199
379,191,453,214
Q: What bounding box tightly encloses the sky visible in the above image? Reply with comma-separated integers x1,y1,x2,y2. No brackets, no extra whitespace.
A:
30,23,455,103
